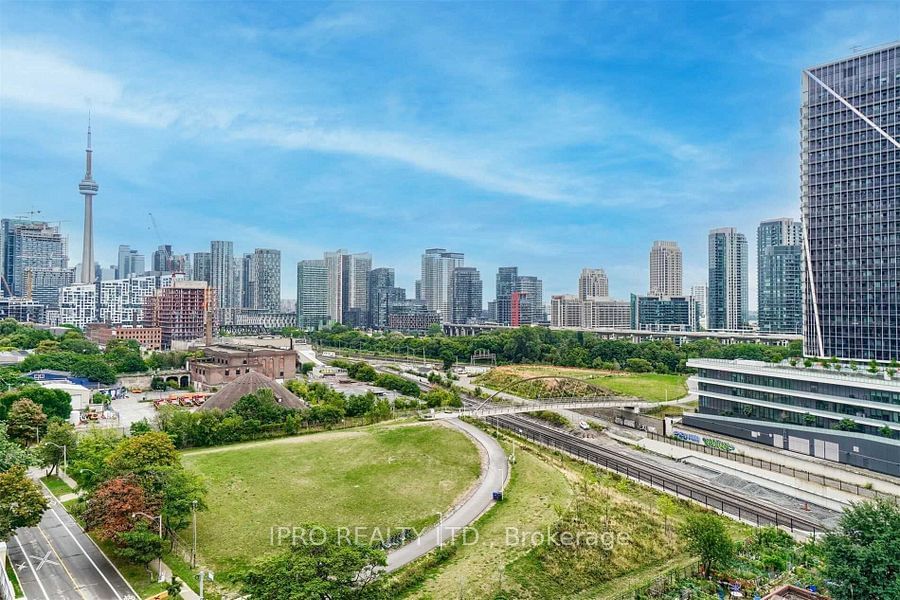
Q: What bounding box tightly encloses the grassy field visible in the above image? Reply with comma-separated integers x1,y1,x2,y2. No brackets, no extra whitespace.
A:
404,438,574,599
182,423,481,579
475,365,688,402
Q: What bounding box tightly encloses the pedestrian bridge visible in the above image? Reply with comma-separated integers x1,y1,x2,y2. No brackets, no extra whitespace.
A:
429,398,658,419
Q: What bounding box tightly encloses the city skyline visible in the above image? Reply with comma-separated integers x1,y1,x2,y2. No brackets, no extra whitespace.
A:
2,3,897,304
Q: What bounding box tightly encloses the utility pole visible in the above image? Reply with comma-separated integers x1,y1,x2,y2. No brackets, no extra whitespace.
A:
191,500,198,568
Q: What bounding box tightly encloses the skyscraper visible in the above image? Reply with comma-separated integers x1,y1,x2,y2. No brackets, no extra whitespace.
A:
578,268,609,300
368,268,405,329
649,241,683,297
297,260,328,329
516,275,544,324
192,252,211,284
495,266,518,325
802,44,899,360
210,241,234,309
324,250,371,324
117,245,145,279
152,245,174,272
690,284,708,329
450,267,483,323
1,220,70,300
707,227,748,331
758,218,803,334
421,248,464,322
77,120,99,284
249,249,281,311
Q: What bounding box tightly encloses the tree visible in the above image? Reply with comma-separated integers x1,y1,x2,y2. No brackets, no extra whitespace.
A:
232,390,288,425
106,432,178,475
0,465,49,539
130,419,153,436
822,499,900,600
83,476,157,542
6,398,48,445
241,527,386,599
115,521,162,577
142,466,207,532
346,393,375,418
36,420,77,475
0,423,32,471
104,339,147,373
0,385,72,421
366,399,392,424
625,358,653,373
681,512,734,578
70,428,121,489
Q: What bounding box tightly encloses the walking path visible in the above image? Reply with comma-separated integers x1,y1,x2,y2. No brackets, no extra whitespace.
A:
385,418,508,571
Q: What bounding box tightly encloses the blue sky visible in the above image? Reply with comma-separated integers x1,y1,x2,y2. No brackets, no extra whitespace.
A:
1,1,898,307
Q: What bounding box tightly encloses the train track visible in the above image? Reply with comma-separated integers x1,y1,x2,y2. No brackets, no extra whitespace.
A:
484,413,827,536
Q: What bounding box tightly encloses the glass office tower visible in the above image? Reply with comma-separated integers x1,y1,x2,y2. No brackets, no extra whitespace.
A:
801,44,899,361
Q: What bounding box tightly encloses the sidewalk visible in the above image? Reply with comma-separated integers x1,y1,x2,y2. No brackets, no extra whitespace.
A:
154,559,201,600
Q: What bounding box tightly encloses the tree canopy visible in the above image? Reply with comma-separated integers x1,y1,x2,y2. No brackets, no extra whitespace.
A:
0,465,49,540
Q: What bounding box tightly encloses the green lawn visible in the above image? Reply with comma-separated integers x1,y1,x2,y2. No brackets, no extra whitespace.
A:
181,423,481,579
41,474,75,498
403,438,574,599
476,365,688,402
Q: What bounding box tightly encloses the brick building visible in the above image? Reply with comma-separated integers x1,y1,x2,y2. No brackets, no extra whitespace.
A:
144,280,216,349
189,344,297,390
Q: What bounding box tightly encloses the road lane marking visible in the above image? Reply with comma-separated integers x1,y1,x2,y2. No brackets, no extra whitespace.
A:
45,504,125,600
13,533,51,600
36,523,88,600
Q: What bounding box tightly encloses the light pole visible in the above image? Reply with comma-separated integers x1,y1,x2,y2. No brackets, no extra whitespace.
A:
191,500,198,568
43,442,67,475
132,511,164,582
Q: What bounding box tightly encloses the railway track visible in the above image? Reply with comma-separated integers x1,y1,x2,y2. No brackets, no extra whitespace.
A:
484,413,828,536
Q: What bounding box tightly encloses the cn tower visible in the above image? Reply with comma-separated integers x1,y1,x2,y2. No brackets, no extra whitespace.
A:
78,118,99,284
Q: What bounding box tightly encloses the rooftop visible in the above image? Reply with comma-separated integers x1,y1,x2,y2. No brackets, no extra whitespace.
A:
200,370,307,412
688,358,900,391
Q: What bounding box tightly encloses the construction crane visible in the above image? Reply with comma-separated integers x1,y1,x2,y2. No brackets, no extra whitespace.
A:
15,209,42,220
148,212,163,244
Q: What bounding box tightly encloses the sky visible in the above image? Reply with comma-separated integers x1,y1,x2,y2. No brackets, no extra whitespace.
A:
1,1,898,308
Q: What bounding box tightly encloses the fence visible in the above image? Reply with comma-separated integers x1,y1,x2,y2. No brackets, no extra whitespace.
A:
610,561,702,600
647,431,898,503
489,417,822,535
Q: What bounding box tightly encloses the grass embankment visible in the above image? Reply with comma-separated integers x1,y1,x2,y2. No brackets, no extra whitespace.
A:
182,422,481,580
397,425,748,599
475,365,688,402
4,556,23,597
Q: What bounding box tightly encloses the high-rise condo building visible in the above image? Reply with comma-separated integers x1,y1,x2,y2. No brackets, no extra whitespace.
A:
296,260,328,329
758,218,803,334
324,249,371,324
516,275,544,324
495,266,518,325
802,44,899,360
1,219,71,304
649,241,683,297
421,248,464,323
210,240,234,309
578,268,608,300
690,284,708,328
192,252,211,284
117,245,145,279
368,267,402,329
450,267,483,324
707,227,748,330
248,249,281,311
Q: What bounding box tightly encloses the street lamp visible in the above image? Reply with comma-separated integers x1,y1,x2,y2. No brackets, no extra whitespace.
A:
191,500,198,568
43,441,67,474
132,511,165,582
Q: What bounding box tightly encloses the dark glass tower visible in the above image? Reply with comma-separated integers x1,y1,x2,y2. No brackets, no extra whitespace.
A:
802,44,899,360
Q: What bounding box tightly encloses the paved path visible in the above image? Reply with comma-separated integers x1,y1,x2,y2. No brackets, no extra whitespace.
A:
8,481,138,600
385,418,508,572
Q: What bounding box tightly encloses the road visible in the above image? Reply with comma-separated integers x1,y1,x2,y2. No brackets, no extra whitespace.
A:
8,483,138,600
385,417,508,571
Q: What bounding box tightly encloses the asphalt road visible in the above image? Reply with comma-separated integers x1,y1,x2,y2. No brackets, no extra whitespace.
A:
385,417,508,572
8,485,138,600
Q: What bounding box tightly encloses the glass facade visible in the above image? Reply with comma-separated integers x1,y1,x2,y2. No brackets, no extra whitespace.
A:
692,361,900,438
757,219,803,334
801,44,900,360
